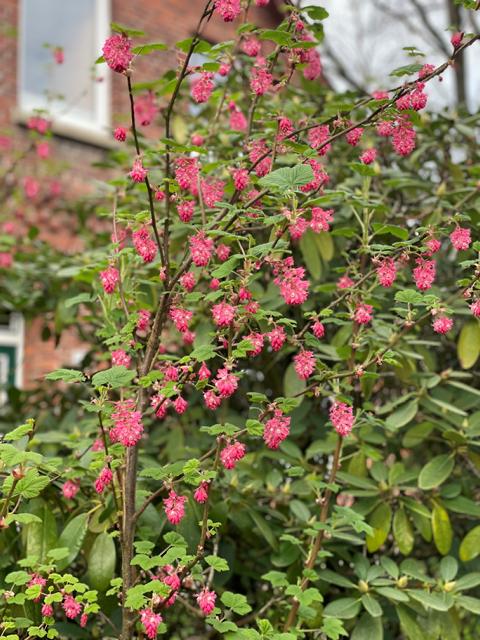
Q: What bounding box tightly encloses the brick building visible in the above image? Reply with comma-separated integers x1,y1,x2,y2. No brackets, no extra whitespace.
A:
0,0,281,395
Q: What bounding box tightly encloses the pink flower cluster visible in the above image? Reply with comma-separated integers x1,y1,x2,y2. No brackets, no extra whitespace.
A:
135,92,158,126
376,258,397,287
250,59,273,96
197,588,217,615
94,467,113,494
175,157,200,192
191,72,215,104
263,410,291,449
133,227,157,263
294,350,315,379
110,399,144,447
164,490,187,524
329,401,355,437
273,258,310,305
190,231,214,267
100,266,119,294
214,0,241,21
102,34,133,73
220,441,246,469
62,480,79,500
140,609,163,639
413,258,436,290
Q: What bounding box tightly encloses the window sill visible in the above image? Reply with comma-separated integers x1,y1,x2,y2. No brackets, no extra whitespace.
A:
13,108,116,150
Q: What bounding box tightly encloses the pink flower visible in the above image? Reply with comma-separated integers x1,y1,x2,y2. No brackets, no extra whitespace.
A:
94,467,113,494
151,394,170,419
180,271,196,291
0,252,13,268
376,258,397,287
201,179,225,207
255,0,270,4
372,90,389,100
169,307,193,333
278,117,295,141
133,227,157,263
100,266,119,294
155,190,165,201
129,158,147,182
450,226,471,251
178,200,195,223
41,603,53,617
80,614,88,628
164,365,179,381
159,566,181,607
250,62,273,96
300,43,322,80
215,368,238,397
53,47,64,64
337,275,354,289
175,157,200,192
140,608,163,639
191,72,215,103
249,139,272,177
418,63,435,79
293,350,315,379
425,236,441,256
376,120,394,137
216,244,231,261
134,92,158,126
102,34,133,73
204,390,222,410
62,595,82,619
198,362,211,380
229,102,248,131
330,402,355,437
219,62,231,76
312,320,325,339
173,396,188,414
62,480,79,500
233,168,249,191
164,490,187,525
274,260,310,305
268,326,286,351
220,441,246,469
413,258,436,291
246,332,264,356
360,148,377,165
214,0,241,21
300,158,329,193
432,315,453,334
345,127,363,146
263,410,290,449
289,216,309,240
242,36,261,57
212,302,235,327
354,303,373,325
196,588,217,615
23,176,39,199
114,126,127,141
36,141,49,159
194,481,210,504
470,300,480,318
451,31,463,48
310,207,334,233
392,116,416,156
191,133,204,146
110,399,144,447
190,231,214,267
308,125,331,155
136,309,151,332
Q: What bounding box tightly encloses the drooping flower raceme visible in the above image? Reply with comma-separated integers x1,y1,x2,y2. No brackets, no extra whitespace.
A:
110,399,144,447
329,402,355,437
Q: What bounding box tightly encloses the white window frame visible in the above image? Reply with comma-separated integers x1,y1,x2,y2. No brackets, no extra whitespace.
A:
0,313,24,404
17,0,111,142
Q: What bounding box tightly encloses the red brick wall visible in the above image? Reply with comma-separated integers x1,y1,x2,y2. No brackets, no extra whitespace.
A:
1,0,281,387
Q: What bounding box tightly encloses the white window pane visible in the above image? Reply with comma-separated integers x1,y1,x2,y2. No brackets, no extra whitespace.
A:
20,0,109,130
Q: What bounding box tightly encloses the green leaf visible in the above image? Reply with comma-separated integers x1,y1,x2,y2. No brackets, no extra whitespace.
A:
189,344,217,362
45,368,85,383
321,617,348,640
300,230,322,280
56,514,89,572
385,400,418,430
459,525,480,562
221,591,252,615
395,290,424,305
205,555,229,572
390,63,423,77
318,569,356,589
132,42,168,55
418,455,455,490
110,21,145,37
91,366,136,388
258,165,314,192
323,597,361,619
3,420,35,441
454,572,480,591
283,362,306,406
15,472,50,499
457,321,480,369
250,511,278,550
439,556,458,582
432,503,453,555
87,533,116,591
351,613,383,640
361,594,383,618
397,604,425,640
393,508,414,555
372,224,408,240
407,590,453,611
366,503,392,552
26,501,57,563
456,595,480,614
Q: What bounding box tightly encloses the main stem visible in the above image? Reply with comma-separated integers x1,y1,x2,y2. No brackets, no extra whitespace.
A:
283,434,343,631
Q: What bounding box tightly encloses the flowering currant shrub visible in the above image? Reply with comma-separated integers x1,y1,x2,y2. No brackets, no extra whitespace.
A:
1,2,480,640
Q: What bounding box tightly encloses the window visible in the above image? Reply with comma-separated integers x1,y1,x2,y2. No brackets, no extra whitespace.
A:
18,0,111,138
0,313,24,405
